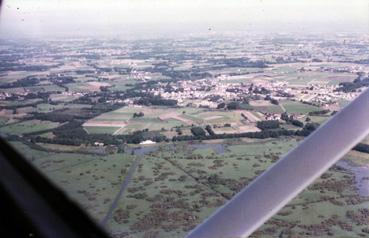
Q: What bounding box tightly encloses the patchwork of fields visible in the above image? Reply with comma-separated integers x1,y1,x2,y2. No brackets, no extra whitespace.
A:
83,106,264,136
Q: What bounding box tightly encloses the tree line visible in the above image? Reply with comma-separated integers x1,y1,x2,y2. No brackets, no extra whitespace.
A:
173,122,319,142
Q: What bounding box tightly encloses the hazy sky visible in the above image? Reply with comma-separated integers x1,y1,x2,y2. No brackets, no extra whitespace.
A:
1,0,368,39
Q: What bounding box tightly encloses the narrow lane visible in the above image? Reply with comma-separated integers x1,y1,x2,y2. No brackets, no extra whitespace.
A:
100,155,143,227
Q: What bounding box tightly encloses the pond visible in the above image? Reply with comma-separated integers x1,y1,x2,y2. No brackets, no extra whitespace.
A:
337,160,369,197
124,146,159,156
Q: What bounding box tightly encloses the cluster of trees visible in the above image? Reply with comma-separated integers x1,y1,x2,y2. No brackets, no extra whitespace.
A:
73,94,94,104
270,98,279,105
163,84,184,93
276,91,294,98
354,59,369,65
173,122,322,142
256,120,280,130
206,95,223,102
75,69,95,75
117,130,168,144
32,120,169,146
253,87,271,95
226,101,241,110
0,76,42,88
217,102,226,109
133,112,144,118
353,143,369,154
32,120,117,146
295,123,320,136
173,128,296,142
209,58,268,68
189,125,216,139
336,75,369,92
24,91,51,101
241,113,248,120
32,112,75,123
135,95,177,106
175,127,183,135
0,63,51,72
50,75,75,85
216,101,251,110
161,70,212,81
1,99,43,110
205,125,215,136
34,136,86,146
73,86,147,105
226,88,242,93
308,109,330,116
190,127,207,137
0,75,74,93
32,103,124,123
291,119,304,127
281,112,304,127
281,112,291,121
264,95,279,105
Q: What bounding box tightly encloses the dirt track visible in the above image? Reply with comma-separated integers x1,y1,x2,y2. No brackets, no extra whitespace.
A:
159,111,194,125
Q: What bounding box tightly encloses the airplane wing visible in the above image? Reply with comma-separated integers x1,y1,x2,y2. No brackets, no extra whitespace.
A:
186,88,369,238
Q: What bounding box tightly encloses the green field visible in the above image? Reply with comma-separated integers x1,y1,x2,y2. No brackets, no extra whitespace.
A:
48,153,134,220
281,100,320,114
121,118,183,134
269,67,356,86
85,126,120,134
252,104,284,114
0,120,60,135
309,115,330,124
36,103,66,112
96,138,369,238
0,71,33,85
9,141,135,221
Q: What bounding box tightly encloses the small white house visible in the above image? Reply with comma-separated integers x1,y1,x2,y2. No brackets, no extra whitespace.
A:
139,140,156,145
94,142,104,147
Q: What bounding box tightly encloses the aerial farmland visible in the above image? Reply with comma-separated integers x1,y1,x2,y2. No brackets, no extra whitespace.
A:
0,33,369,237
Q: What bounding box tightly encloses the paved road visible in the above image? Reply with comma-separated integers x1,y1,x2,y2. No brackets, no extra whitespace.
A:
100,156,143,226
